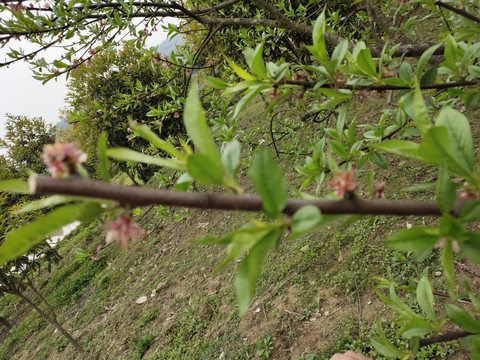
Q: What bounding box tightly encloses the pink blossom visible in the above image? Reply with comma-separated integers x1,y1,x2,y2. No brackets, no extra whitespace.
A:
156,119,162,126
208,60,214,66
9,4,20,13
329,169,356,197
43,143,87,177
374,182,386,198
90,254,98,261
55,69,60,76
173,112,180,119
105,215,145,249
163,62,170,70
185,69,192,76
44,3,50,9
88,48,96,56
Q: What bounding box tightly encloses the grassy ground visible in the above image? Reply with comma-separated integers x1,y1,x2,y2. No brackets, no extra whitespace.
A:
0,83,477,359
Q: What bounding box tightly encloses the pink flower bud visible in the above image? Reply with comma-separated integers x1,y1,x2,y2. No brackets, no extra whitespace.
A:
43,143,87,177
329,169,356,198
105,215,145,250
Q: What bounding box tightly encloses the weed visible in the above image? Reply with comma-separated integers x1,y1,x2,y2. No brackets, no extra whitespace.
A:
134,332,157,359
256,335,274,359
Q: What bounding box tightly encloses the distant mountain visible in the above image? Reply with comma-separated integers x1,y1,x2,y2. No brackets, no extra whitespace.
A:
55,118,68,129
157,35,184,56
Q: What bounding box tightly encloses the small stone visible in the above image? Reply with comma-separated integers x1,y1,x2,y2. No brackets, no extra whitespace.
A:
324,310,330,316
367,301,372,305
255,308,261,313
435,271,442,277
135,296,148,304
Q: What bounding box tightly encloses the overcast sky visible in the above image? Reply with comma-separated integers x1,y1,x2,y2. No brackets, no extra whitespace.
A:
0,22,175,141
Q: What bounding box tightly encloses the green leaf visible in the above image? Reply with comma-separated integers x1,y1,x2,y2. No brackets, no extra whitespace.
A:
203,76,229,89
291,205,322,236
419,127,471,178
248,147,287,219
244,42,267,79
435,107,474,172
311,10,328,63
384,226,439,253
0,204,84,266
413,83,432,135
76,202,105,222
327,139,348,160
371,319,407,358
222,140,241,176
446,304,480,333
372,151,389,170
224,57,256,81
131,122,183,158
331,40,348,67
442,240,456,297
184,82,222,165
357,49,377,77
372,140,423,161
235,226,284,315
13,195,74,214
0,179,30,194
107,148,185,170
420,66,438,87
97,133,110,182
416,44,442,77
233,84,268,119
437,165,456,214
74,248,91,262
398,61,412,83
460,201,480,222
187,154,225,185
442,35,458,73
417,274,436,321
399,318,435,339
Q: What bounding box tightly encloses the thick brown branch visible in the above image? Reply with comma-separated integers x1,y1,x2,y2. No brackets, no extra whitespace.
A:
419,330,473,347
29,176,471,216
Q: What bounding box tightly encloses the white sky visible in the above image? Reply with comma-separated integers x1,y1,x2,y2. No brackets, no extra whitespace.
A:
0,20,175,141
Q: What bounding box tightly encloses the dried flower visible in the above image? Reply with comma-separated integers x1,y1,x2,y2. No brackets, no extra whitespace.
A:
330,169,356,197
105,215,145,250
435,237,461,253
43,143,87,177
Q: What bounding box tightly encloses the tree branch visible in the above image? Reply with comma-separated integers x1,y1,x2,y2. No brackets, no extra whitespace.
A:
29,176,471,216
419,330,474,347
435,1,480,23
284,79,480,91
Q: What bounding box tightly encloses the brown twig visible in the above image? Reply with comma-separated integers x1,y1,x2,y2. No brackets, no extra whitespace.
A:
29,176,472,216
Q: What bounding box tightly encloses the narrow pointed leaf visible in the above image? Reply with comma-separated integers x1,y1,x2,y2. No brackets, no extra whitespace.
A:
0,204,84,266
248,147,287,218
107,148,185,170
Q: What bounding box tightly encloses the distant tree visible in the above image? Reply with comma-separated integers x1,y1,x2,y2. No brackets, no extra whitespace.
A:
61,42,185,182
0,114,55,179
